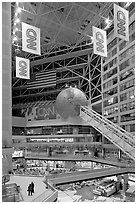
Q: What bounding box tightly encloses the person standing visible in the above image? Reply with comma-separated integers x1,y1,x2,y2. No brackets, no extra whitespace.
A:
27,184,31,196
31,182,35,194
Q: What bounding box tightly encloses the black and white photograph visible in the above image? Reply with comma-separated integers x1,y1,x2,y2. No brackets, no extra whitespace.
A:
2,1,135,202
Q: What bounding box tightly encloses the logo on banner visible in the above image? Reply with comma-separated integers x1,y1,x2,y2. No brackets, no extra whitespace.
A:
16,56,30,79
117,11,126,36
22,22,41,55
93,26,107,57
114,4,129,41
36,104,56,120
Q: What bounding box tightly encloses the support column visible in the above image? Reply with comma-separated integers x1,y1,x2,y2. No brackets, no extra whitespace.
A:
88,54,92,105
123,174,129,191
2,2,13,175
101,148,106,158
118,149,122,160
117,175,122,190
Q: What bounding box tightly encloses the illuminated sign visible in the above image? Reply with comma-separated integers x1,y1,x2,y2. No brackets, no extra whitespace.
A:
12,150,24,158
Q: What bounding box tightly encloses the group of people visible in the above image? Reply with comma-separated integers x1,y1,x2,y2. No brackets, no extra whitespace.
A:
27,182,35,196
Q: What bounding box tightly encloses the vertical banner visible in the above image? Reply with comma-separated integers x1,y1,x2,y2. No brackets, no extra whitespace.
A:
93,26,107,57
16,56,30,79
22,22,41,55
114,4,129,41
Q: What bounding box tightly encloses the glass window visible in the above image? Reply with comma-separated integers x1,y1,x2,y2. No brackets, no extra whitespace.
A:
129,21,135,33
107,38,117,51
103,64,108,72
103,96,118,107
120,79,135,91
120,68,134,81
119,59,130,71
119,41,127,51
129,32,135,42
120,93,127,102
112,47,117,57
129,101,135,110
130,124,135,132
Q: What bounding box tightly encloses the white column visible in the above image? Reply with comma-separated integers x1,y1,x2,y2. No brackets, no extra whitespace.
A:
2,2,13,175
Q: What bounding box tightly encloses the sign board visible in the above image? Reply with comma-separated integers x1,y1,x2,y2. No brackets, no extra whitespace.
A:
93,26,107,57
22,22,41,55
16,56,30,79
114,4,129,41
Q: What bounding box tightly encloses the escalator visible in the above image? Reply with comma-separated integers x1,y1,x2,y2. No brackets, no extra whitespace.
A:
80,106,135,160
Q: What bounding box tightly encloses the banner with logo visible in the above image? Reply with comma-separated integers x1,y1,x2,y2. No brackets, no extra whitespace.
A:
25,103,57,120
22,22,41,55
36,104,56,120
93,26,107,57
16,56,30,79
114,4,129,41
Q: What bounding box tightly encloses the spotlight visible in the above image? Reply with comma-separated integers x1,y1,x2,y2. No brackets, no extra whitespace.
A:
105,18,109,25
13,36,18,41
16,7,21,13
14,18,20,24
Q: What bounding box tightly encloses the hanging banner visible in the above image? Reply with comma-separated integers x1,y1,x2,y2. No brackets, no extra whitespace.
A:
92,26,107,57
22,22,41,55
114,4,129,41
16,56,30,79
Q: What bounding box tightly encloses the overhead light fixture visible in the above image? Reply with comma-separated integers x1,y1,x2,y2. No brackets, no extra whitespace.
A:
16,7,22,13
105,18,109,25
13,36,18,41
14,18,20,24
13,27,19,34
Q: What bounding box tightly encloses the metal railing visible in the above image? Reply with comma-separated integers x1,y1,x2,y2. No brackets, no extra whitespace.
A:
80,106,135,160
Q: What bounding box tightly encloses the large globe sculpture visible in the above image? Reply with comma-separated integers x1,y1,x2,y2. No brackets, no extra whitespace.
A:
56,87,88,119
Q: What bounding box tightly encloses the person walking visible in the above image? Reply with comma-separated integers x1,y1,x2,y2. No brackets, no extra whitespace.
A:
27,184,31,196
31,182,35,194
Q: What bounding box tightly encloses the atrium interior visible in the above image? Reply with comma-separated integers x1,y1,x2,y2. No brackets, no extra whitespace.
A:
2,1,135,202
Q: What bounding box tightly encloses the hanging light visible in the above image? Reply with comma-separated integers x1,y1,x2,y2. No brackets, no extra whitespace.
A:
14,18,20,24
105,18,110,25
13,36,18,41
13,27,19,35
16,7,22,13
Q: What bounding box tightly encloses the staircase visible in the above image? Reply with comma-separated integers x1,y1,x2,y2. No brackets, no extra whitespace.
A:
80,106,135,160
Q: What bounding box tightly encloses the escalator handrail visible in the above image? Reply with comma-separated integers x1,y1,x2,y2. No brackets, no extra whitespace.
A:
80,106,135,147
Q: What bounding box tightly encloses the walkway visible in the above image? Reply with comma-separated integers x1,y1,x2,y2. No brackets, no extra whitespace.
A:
25,155,135,168
9,175,52,202
48,167,135,185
